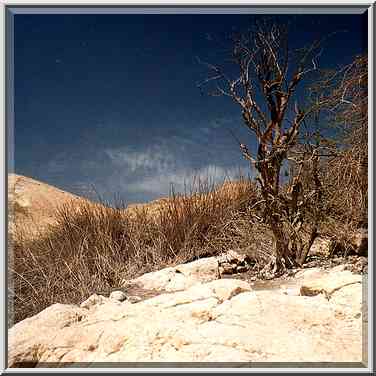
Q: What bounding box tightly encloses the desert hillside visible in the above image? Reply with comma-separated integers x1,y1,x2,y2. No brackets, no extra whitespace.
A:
125,181,244,218
8,173,85,238
9,173,251,236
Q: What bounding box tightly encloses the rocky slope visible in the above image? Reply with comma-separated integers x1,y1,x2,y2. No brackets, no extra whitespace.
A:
7,175,368,367
8,252,367,367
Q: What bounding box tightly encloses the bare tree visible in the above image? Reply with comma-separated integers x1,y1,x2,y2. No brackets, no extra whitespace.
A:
198,20,342,274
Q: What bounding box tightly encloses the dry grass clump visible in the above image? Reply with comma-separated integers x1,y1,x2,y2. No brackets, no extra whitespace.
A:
10,176,265,324
322,148,367,227
325,55,367,229
318,219,361,257
318,145,367,254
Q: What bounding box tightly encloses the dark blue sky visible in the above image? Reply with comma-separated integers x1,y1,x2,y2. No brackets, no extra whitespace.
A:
13,12,367,205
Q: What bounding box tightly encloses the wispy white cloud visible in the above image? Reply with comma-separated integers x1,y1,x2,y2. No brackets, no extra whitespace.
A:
104,145,176,173
42,127,252,205
126,164,244,196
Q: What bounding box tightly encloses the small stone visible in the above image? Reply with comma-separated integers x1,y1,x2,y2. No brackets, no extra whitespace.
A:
109,291,127,302
80,294,107,309
236,265,248,273
127,295,142,303
220,263,234,275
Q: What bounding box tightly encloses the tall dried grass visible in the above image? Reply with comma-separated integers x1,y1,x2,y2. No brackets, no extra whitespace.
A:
10,176,266,324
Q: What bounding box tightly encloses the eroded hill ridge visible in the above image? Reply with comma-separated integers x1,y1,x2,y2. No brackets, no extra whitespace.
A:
8,174,84,237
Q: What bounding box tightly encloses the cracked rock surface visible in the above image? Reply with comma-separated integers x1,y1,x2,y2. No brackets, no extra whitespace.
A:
8,255,366,366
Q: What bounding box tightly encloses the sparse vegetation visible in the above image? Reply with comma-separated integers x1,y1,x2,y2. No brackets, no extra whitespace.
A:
9,129,368,324
10,176,270,324
315,55,368,255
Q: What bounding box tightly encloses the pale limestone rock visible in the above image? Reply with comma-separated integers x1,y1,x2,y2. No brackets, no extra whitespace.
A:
80,294,107,309
8,303,88,366
300,270,362,297
205,278,251,302
121,251,249,293
122,256,220,292
109,291,127,302
219,262,234,275
294,267,324,280
8,263,365,366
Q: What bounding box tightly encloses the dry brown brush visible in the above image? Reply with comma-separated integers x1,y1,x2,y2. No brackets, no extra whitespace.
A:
10,176,267,324
314,55,368,252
